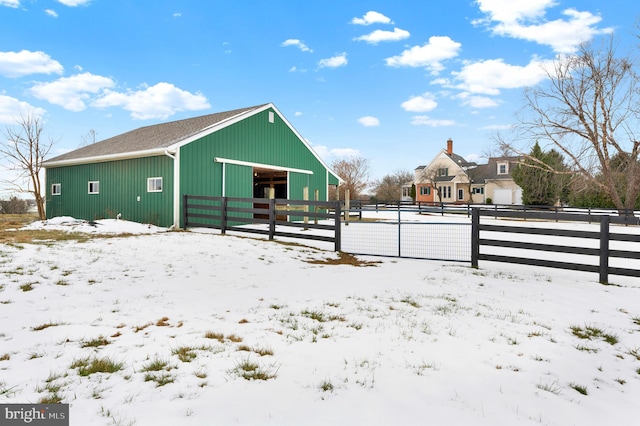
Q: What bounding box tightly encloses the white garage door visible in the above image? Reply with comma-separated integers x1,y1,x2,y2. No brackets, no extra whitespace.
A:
493,189,512,204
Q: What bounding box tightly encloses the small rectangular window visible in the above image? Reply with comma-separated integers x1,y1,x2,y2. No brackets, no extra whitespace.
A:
458,189,464,200
268,111,275,123
52,183,61,196
88,181,100,194
498,163,508,175
147,177,163,192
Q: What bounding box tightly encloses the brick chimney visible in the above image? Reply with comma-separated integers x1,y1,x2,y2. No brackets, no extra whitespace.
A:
446,138,453,155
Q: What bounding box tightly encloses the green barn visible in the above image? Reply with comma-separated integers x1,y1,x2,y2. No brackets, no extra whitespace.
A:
43,103,341,228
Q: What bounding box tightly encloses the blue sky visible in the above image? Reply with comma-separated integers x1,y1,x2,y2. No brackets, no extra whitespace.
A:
0,0,636,195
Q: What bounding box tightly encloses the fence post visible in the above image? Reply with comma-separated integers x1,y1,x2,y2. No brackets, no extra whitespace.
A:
397,204,402,257
183,195,189,229
334,201,341,251
314,189,319,225
599,216,610,284
471,208,479,269
344,189,350,226
303,186,309,231
221,197,228,235
268,198,276,240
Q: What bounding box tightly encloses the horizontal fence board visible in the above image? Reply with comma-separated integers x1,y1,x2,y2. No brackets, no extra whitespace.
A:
479,238,599,256
480,224,600,239
478,253,600,273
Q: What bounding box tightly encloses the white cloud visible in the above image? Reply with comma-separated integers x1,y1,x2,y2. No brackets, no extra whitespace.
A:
30,72,115,111
45,9,58,17
311,145,361,162
354,28,410,44
0,0,20,8
456,92,499,108
385,36,461,74
474,0,555,24
281,39,313,53
351,11,392,26
92,82,211,120
474,0,613,53
0,95,46,124
318,53,348,69
0,50,64,78
294,111,303,116
401,93,438,112
410,116,455,127
173,12,182,18
357,116,380,127
449,58,551,95
57,0,91,6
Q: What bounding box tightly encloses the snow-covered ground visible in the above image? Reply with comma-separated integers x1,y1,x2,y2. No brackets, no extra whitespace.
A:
1,216,639,425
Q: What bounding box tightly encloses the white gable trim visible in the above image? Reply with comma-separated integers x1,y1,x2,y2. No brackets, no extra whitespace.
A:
214,157,313,175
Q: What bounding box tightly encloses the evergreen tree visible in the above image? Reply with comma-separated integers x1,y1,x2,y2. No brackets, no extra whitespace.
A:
512,142,571,206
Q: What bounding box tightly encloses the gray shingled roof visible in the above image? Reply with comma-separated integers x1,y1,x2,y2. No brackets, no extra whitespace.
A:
45,104,268,164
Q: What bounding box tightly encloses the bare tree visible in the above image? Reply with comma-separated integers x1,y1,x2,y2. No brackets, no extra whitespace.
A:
1,112,53,220
372,170,413,201
331,156,370,200
417,167,443,203
504,37,640,213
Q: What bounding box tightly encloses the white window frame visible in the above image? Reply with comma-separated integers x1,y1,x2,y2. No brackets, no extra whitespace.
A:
458,188,464,200
51,183,61,196
497,162,508,175
268,111,275,123
147,177,163,193
88,181,100,194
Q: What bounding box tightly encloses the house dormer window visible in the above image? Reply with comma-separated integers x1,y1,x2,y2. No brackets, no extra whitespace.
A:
437,167,448,177
497,162,508,175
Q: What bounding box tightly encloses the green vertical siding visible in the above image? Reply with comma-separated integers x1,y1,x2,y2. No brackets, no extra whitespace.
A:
180,108,329,199
45,155,174,227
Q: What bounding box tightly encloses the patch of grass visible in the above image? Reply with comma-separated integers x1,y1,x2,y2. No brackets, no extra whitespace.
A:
19,283,34,292
32,322,62,331
569,383,588,395
301,309,326,322
204,331,225,342
632,316,640,327
0,381,17,397
537,379,562,395
231,358,277,381
227,334,243,343
55,279,69,286
615,378,626,385
238,318,249,324
575,344,599,353
141,357,171,372
80,336,111,348
172,346,198,363
237,345,273,356
133,322,152,333
570,324,619,346
156,317,170,326
0,353,9,361
399,296,420,308
627,347,640,361
269,304,285,310
39,393,63,404
318,380,334,392
144,372,175,387
305,251,380,267
71,356,123,376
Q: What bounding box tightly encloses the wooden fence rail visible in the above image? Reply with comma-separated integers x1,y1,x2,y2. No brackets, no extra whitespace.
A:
184,195,341,251
471,208,640,284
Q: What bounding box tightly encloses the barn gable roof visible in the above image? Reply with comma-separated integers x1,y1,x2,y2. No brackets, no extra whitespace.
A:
44,104,268,166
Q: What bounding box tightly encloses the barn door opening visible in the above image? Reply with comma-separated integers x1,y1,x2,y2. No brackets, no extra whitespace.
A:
253,168,287,219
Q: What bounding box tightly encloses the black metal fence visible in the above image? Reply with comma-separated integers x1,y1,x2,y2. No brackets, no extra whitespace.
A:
471,208,640,284
184,195,341,251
